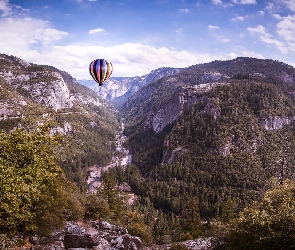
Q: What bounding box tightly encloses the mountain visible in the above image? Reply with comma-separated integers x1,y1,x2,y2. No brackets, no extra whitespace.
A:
3,54,295,245
122,57,295,134
0,53,119,188
120,57,295,221
78,67,182,106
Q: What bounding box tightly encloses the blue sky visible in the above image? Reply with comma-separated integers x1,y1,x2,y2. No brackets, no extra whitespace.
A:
0,0,295,79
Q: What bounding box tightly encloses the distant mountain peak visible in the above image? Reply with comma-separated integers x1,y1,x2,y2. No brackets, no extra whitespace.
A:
79,67,182,107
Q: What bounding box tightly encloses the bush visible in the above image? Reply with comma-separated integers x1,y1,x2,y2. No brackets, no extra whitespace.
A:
227,178,295,250
170,242,188,250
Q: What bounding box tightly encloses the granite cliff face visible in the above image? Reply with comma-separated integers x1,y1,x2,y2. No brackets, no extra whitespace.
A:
145,83,222,133
2,69,73,110
0,54,103,113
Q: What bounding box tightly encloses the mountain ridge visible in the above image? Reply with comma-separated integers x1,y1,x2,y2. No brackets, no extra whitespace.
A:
120,56,295,222
78,67,182,106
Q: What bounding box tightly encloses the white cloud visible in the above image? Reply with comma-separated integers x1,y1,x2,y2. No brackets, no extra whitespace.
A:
240,0,256,3
276,15,295,41
212,34,230,42
0,17,68,52
217,36,230,42
273,13,282,19
266,2,274,11
240,50,264,58
212,0,222,4
232,0,256,4
208,25,220,30
89,28,105,34
0,41,238,79
178,8,189,13
231,16,245,21
247,25,287,53
0,0,12,17
281,0,295,12
258,11,264,15
175,28,184,33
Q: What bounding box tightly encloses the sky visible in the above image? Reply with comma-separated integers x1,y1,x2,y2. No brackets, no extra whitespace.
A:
0,0,295,80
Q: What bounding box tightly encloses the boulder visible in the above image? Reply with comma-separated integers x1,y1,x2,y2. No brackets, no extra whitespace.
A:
28,221,142,250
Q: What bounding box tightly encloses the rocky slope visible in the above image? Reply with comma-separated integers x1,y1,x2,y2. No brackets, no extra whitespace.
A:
0,53,119,188
16,221,213,250
0,54,105,112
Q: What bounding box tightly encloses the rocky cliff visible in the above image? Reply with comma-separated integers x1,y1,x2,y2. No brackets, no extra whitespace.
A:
123,58,295,135
144,82,222,133
0,54,103,113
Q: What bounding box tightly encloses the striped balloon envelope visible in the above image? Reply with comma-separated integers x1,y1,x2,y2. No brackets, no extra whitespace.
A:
89,59,113,86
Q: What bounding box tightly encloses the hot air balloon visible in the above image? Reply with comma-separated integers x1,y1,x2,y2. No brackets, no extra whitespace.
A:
89,59,113,86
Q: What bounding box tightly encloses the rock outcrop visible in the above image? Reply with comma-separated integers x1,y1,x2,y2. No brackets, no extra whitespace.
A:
0,54,103,112
145,83,222,133
23,221,142,250
261,116,295,130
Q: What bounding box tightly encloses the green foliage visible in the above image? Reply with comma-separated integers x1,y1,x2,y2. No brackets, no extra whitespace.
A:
169,242,189,250
126,211,153,246
178,196,203,240
85,171,154,245
84,193,109,220
221,199,238,223
54,107,118,190
227,178,295,250
0,126,83,236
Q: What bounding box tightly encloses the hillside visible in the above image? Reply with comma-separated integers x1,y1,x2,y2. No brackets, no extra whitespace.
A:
0,53,120,189
119,57,295,230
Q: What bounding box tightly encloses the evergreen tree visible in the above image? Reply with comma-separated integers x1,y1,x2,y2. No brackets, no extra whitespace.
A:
98,174,127,223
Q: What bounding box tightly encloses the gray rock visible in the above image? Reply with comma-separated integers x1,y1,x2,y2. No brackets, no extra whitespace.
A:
28,221,142,250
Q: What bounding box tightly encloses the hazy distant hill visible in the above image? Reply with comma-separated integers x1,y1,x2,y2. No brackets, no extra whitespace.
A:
78,67,181,106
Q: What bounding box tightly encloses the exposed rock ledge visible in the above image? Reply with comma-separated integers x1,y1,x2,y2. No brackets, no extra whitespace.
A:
17,221,214,250
261,116,295,130
20,221,142,250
